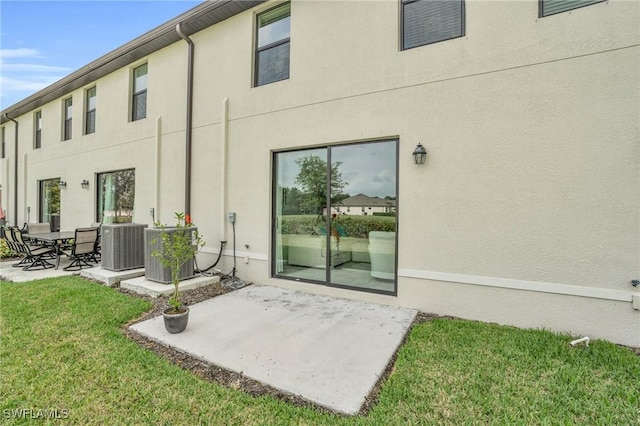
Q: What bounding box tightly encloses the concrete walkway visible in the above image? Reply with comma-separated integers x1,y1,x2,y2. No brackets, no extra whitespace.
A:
0,259,143,285
130,284,417,415
0,258,79,282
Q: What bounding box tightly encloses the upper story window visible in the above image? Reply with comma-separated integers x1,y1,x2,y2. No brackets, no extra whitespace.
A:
63,97,73,141
1,126,5,159
255,3,290,86
539,0,606,17
401,0,465,50
85,87,96,134
34,111,42,149
132,64,147,121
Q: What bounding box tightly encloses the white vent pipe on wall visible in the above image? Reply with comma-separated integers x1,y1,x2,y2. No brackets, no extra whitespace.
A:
220,97,229,240
154,116,162,223
3,113,18,226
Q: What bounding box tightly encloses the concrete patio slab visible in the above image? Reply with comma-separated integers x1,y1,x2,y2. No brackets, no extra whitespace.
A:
121,275,220,297
0,258,80,282
80,267,145,287
129,284,417,415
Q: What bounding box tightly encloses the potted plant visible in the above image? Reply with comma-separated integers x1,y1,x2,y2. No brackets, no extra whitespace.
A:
151,212,204,333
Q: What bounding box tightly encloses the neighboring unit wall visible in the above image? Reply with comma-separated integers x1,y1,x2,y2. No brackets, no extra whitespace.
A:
5,43,191,231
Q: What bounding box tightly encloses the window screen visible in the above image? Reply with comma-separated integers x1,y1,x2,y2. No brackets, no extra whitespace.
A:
402,0,465,50
540,0,605,17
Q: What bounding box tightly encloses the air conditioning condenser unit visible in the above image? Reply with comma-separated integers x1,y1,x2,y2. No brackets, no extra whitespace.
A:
144,227,196,284
101,223,148,271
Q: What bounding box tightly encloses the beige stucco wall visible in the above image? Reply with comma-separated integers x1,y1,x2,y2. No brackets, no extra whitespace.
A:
1,0,638,346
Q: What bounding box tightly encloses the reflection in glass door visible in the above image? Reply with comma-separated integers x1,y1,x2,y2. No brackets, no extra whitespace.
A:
272,140,397,294
39,178,61,231
97,169,135,223
273,148,327,283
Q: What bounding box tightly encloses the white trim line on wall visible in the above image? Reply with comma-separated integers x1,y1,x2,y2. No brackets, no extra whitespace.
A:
398,269,637,303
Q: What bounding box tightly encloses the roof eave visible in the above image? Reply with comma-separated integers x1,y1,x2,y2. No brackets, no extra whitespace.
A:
0,0,265,124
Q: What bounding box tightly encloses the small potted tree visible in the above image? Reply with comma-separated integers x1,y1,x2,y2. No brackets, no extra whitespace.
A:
151,212,205,333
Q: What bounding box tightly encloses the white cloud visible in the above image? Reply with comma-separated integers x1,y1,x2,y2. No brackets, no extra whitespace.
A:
0,47,70,108
0,75,60,92
0,48,41,59
1,63,71,73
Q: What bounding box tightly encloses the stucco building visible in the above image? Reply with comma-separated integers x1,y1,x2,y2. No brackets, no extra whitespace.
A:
1,0,638,346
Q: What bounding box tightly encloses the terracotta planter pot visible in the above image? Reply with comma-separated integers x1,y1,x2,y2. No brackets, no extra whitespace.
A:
163,307,189,333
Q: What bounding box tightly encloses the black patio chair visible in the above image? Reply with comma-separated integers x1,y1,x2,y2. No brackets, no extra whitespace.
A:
9,227,55,270
89,222,102,263
2,226,30,268
62,227,99,271
24,222,56,258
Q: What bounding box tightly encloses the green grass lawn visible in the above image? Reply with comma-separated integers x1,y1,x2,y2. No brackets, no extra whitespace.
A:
1,277,638,425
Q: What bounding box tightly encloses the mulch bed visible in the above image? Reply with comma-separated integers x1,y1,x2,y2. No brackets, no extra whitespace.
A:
120,279,445,416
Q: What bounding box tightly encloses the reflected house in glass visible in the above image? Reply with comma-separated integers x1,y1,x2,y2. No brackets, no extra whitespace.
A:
334,194,396,217
0,0,637,347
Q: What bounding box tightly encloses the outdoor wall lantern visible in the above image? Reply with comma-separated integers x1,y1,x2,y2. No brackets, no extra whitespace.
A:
81,179,90,189
412,143,427,165
59,181,67,189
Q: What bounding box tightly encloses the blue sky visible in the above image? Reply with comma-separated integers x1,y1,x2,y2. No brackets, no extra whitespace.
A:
0,0,203,110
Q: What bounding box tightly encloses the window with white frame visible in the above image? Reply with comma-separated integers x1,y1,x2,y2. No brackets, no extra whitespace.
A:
63,97,72,141
255,3,290,86
401,0,465,50
539,0,605,17
132,64,147,121
34,111,42,149
85,86,96,134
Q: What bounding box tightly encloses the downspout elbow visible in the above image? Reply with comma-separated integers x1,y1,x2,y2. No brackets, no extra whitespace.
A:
176,23,194,219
